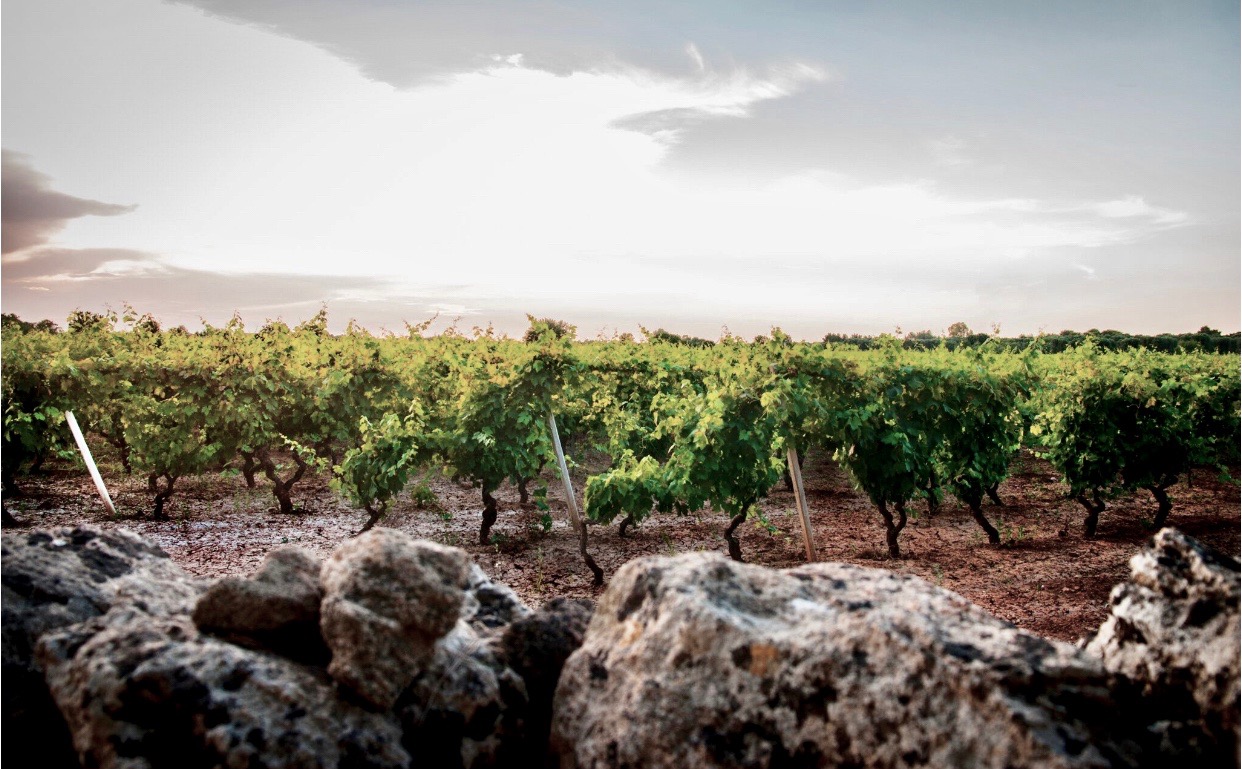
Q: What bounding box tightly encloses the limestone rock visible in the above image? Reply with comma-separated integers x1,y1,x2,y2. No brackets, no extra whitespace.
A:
552,553,1140,769
1087,528,1240,764
319,529,470,708
193,546,328,664
396,620,530,768
1,526,201,769
37,607,409,769
390,565,534,767
502,597,594,763
462,563,532,635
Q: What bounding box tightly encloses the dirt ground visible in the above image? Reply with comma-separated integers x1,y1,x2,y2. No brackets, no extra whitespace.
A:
4,447,1238,644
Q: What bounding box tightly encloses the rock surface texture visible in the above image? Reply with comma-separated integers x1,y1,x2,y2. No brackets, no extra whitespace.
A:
318,529,471,709
1087,528,1241,766
192,546,327,663
37,608,410,769
4,524,1238,769
1,527,201,769
551,553,1141,769
502,597,595,762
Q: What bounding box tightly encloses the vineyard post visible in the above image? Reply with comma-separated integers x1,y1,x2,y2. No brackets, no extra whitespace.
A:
786,445,816,561
547,413,604,586
65,411,117,516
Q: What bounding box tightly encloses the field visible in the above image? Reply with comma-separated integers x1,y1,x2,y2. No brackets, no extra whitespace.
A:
5,318,1240,648
6,445,1237,644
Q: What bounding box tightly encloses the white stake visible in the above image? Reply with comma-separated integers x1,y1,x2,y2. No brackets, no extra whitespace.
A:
547,413,603,585
65,411,116,516
787,445,816,561
547,414,584,530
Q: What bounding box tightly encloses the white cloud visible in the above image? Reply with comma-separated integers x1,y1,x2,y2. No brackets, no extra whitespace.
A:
1092,195,1188,225
685,42,706,73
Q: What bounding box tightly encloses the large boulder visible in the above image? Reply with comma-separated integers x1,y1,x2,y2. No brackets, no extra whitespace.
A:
37,606,410,769
552,553,1141,769
192,546,328,664
319,529,471,709
1086,528,1240,765
1,526,201,769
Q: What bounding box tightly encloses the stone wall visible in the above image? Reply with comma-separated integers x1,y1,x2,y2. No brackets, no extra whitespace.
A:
2,525,1236,768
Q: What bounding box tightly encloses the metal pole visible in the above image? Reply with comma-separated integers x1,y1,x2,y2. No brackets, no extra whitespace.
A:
65,411,117,516
787,445,816,561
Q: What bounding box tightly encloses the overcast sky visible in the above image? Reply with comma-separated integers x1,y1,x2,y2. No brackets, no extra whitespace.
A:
2,0,1238,338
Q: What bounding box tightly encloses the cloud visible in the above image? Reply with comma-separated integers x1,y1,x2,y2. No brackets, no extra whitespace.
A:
1,246,396,328
171,0,781,87
1,151,137,254
685,43,706,73
1091,195,1188,225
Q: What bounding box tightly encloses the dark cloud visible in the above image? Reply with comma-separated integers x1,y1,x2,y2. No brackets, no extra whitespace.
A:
1,247,156,281
1,151,137,254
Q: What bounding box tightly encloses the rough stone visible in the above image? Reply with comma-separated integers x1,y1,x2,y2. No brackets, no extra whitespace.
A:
193,546,327,664
552,553,1141,769
1,526,201,769
1086,528,1240,765
319,529,471,709
396,619,530,768
501,597,594,763
462,563,532,635
37,607,409,769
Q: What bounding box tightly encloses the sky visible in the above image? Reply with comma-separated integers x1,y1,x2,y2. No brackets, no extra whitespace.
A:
2,0,1238,338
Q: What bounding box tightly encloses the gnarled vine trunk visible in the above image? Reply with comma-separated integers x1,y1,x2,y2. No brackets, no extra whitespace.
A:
151,473,177,520
1148,477,1176,529
723,501,753,562
966,496,1001,545
618,513,635,538
239,451,259,489
1075,491,1107,537
877,500,908,558
256,447,308,516
985,483,1005,507
479,488,499,545
357,502,386,536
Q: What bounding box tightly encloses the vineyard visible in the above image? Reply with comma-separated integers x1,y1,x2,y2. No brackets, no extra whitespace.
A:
2,310,1239,639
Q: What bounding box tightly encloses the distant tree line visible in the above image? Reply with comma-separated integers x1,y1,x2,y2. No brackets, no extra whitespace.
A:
824,324,1240,354
3,312,1238,354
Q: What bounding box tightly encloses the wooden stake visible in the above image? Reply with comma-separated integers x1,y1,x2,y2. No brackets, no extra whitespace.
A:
787,445,816,561
548,413,603,585
65,411,117,516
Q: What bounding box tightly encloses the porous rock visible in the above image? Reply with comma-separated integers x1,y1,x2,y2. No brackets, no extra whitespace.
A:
552,553,1141,769
1086,528,1240,764
396,619,530,768
37,607,409,769
1,526,201,769
462,562,532,635
193,546,328,663
502,597,594,763
386,563,536,768
319,529,471,709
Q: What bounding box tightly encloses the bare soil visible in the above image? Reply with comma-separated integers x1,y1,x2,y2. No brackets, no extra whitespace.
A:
4,448,1238,644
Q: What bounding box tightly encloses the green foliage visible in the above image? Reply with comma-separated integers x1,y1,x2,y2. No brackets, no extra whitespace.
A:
2,307,1236,560
1031,344,1239,532
333,411,429,529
